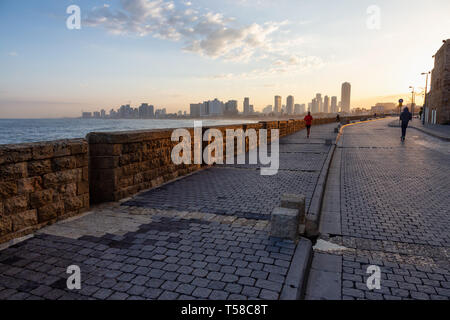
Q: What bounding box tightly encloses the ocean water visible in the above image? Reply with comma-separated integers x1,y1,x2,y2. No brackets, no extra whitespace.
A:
0,118,256,145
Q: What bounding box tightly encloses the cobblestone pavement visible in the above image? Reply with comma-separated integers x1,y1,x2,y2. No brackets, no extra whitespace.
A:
125,123,338,219
307,118,450,300
0,122,338,300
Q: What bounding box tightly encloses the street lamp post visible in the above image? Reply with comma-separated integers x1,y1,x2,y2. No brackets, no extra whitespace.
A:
409,86,416,117
421,71,431,124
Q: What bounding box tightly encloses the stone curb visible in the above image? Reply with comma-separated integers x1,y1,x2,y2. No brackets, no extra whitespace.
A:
305,143,336,237
280,237,313,300
388,121,450,142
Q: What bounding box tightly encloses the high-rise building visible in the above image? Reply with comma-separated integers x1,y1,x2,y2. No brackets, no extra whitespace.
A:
243,97,250,115
323,96,330,114
274,96,282,114
207,99,224,116
225,100,238,115
190,103,202,117
315,94,322,113
286,96,294,115
341,82,351,113
331,96,338,113
311,98,318,113
263,105,272,114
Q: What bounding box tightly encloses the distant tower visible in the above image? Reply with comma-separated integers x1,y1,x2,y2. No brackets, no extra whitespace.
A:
315,94,322,113
244,97,250,115
274,96,282,114
323,96,330,114
341,82,351,113
286,95,294,115
331,96,338,113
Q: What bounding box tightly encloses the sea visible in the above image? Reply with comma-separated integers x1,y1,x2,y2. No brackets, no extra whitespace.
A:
0,118,257,145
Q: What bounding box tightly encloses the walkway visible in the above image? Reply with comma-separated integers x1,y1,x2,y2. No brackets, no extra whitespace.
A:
306,118,450,300
0,122,338,300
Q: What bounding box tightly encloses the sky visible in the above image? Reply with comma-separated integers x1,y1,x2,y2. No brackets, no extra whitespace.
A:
0,0,449,118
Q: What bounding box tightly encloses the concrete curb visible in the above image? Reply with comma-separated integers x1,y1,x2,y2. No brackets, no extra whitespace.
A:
305,143,336,237
280,237,313,300
388,121,450,142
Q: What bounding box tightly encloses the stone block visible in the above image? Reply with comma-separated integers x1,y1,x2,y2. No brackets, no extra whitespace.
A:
11,210,38,231
0,181,18,199
0,162,27,181
4,195,29,215
32,144,54,160
52,156,77,171
0,216,12,236
270,207,300,240
77,181,89,195
38,201,64,222
64,195,84,212
17,177,43,194
27,160,52,177
30,189,55,208
280,194,306,224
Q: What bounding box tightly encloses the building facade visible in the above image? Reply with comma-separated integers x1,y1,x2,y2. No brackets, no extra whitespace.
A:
426,39,450,124
286,95,294,115
274,96,282,114
341,82,351,113
323,95,330,114
331,96,338,113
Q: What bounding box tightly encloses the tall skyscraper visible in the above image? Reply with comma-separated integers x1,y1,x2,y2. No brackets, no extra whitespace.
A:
323,96,330,114
311,98,318,113
315,94,322,113
274,96,282,114
341,82,351,113
331,96,338,113
244,97,250,115
286,96,294,115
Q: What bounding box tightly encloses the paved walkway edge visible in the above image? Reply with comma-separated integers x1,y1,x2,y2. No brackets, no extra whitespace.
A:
305,143,336,237
280,237,313,300
388,121,450,141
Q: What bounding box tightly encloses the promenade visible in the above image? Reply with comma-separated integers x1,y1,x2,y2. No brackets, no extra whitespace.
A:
1,118,448,300
0,122,338,300
306,118,450,300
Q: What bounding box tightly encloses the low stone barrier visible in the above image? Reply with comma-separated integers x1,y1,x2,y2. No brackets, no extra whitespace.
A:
0,139,89,243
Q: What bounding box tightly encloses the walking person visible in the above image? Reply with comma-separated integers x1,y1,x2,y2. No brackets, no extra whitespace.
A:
304,112,313,138
400,106,412,141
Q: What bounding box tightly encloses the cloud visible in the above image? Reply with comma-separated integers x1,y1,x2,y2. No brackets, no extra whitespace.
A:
7,51,18,57
85,0,321,72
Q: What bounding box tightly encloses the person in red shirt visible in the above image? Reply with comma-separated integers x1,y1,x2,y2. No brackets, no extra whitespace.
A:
304,112,313,138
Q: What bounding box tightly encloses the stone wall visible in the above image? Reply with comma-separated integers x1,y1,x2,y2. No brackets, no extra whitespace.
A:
0,139,89,243
87,118,355,204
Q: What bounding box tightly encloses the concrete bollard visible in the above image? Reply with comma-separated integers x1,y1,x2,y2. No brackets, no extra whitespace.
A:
280,194,306,224
268,193,307,240
270,207,300,240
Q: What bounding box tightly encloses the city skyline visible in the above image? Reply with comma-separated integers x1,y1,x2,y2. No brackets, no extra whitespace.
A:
1,0,450,118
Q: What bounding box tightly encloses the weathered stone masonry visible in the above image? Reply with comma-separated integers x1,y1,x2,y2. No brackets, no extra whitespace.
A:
1,117,361,243
0,140,89,243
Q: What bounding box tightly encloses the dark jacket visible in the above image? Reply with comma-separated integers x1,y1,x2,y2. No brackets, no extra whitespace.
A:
400,107,412,125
